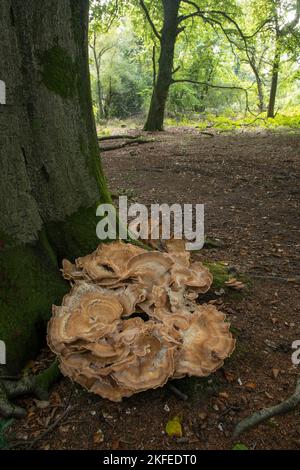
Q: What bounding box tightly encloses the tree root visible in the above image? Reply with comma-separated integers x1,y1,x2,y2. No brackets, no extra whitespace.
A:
233,376,300,438
0,360,60,419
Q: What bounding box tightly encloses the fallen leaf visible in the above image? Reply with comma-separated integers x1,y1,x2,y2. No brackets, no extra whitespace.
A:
59,425,70,434
224,371,236,382
272,368,280,379
93,429,104,444
166,416,183,438
218,391,229,399
225,278,245,290
50,391,62,406
245,382,257,390
111,439,120,450
34,400,50,409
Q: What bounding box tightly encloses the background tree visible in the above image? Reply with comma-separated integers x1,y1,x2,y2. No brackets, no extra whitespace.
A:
266,0,300,117
89,0,119,120
89,0,300,126
138,0,268,130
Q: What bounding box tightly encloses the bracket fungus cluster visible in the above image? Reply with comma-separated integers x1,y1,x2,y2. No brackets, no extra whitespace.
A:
48,241,235,401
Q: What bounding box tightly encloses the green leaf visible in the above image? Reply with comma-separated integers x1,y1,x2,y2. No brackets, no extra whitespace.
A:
232,443,249,450
165,416,183,438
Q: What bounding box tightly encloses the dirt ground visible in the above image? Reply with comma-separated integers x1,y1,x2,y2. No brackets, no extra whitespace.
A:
7,127,300,450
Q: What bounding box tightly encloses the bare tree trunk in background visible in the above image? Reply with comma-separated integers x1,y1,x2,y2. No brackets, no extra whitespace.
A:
0,0,111,372
267,39,281,118
144,0,181,131
251,64,265,113
91,33,105,120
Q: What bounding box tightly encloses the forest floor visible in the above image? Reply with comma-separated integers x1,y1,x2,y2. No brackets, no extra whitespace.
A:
6,127,300,450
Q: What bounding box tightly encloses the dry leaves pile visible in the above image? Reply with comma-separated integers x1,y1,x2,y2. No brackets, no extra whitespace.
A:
47,241,235,401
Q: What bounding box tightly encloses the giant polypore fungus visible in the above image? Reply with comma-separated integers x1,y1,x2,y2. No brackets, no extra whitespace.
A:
48,241,235,401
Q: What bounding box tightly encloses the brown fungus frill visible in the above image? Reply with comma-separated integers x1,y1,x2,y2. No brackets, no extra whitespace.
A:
48,241,235,401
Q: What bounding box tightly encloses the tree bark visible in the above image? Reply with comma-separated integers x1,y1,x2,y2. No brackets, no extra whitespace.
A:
95,60,104,120
267,39,281,118
92,34,104,120
250,64,264,113
0,0,111,372
256,76,265,113
144,0,181,131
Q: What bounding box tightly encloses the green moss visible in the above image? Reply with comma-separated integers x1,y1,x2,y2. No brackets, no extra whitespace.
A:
45,203,101,261
203,261,249,293
40,45,77,99
0,236,68,373
203,261,231,289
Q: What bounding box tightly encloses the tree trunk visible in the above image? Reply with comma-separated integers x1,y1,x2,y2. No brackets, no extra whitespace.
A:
0,0,111,373
95,60,104,120
144,0,181,131
256,76,265,113
253,68,264,113
91,34,104,120
267,40,281,118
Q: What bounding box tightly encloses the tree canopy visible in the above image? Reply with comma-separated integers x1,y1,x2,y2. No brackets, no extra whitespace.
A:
89,0,300,128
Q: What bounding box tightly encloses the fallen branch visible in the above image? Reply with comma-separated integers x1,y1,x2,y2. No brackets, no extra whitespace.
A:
247,273,300,284
0,360,60,419
198,131,215,137
98,134,142,141
233,376,300,438
100,138,153,152
27,405,72,449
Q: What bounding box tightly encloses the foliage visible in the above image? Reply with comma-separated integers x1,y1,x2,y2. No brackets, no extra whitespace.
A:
232,443,249,450
89,0,300,124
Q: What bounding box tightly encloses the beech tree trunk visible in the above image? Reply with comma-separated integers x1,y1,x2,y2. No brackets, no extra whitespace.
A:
94,55,104,120
252,68,264,113
0,0,111,372
144,0,181,131
247,56,265,113
267,41,281,118
257,77,265,113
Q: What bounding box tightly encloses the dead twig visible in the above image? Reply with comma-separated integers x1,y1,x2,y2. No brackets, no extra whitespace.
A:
168,383,188,401
233,376,300,438
28,405,72,449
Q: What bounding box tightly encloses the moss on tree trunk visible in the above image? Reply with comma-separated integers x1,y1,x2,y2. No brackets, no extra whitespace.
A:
0,0,112,373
